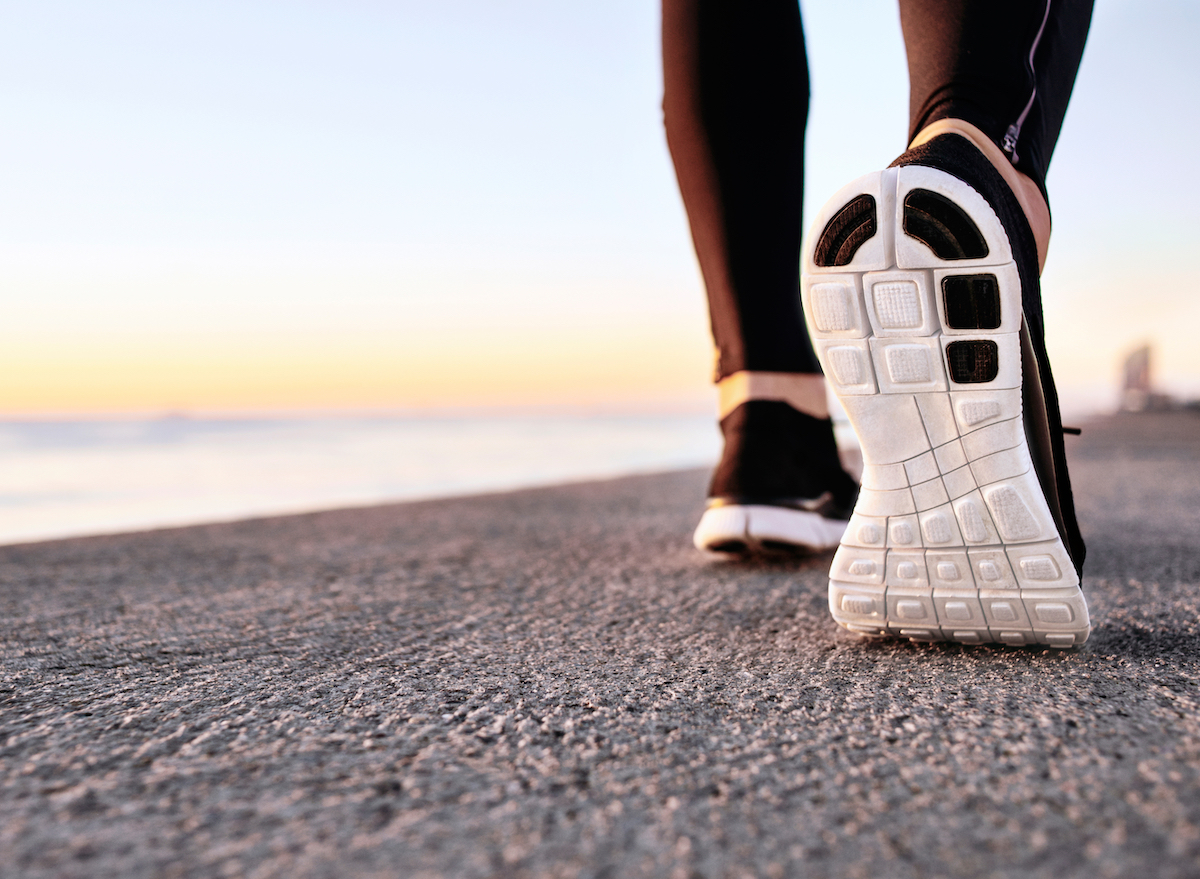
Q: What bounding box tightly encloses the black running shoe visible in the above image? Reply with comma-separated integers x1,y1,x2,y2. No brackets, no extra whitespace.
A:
694,399,858,554
801,133,1089,647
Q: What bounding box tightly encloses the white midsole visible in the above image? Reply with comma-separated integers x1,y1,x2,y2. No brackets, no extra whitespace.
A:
694,504,847,553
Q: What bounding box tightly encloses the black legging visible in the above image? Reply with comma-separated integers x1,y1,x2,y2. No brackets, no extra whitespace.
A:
663,0,1094,382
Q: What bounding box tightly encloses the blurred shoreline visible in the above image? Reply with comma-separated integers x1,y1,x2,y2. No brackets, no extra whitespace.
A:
0,411,720,547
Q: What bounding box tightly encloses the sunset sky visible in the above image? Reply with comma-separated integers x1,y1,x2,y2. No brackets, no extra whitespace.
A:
2,0,1197,414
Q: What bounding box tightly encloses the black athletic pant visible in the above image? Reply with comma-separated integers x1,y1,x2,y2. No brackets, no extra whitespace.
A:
663,0,1094,382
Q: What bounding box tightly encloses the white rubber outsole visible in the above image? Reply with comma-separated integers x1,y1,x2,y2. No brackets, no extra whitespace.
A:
803,166,1091,648
694,504,847,554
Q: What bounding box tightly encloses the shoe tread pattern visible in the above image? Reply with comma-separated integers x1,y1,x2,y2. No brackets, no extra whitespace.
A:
803,166,1090,647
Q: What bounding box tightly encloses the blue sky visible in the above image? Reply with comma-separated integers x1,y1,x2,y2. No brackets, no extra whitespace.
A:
0,0,1196,412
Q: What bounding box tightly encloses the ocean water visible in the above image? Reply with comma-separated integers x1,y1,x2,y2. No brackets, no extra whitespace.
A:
0,413,721,546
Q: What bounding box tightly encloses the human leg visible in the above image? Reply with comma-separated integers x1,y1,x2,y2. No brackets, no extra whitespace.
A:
900,0,1094,206
662,0,857,554
662,0,815,382
901,0,1094,271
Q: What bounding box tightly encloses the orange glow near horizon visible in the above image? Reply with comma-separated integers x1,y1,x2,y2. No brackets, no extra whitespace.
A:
0,322,717,414
7,276,1200,415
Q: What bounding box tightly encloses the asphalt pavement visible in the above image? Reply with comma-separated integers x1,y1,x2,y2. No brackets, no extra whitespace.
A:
1,410,1198,878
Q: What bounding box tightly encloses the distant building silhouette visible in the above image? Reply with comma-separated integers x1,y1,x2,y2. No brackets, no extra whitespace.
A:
1121,344,1174,411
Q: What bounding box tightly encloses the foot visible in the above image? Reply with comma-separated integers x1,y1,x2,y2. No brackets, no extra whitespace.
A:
801,132,1090,647
909,118,1052,272
693,399,858,555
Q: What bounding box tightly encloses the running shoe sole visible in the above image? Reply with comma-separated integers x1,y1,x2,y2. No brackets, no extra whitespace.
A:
694,503,847,555
802,165,1090,647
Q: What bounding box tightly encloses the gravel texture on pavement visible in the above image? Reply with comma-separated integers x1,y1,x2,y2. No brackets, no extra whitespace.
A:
1,411,1198,879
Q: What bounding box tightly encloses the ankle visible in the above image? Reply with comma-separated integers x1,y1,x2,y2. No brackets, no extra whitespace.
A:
909,119,1051,273
717,371,828,421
